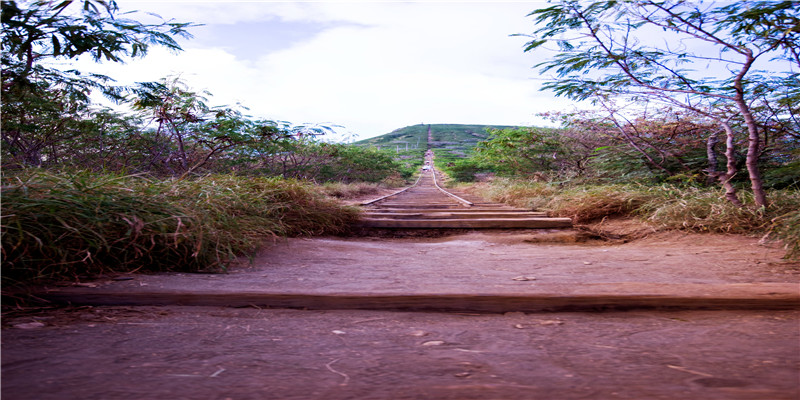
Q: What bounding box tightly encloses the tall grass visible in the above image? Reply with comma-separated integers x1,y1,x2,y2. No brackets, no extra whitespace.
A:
470,178,800,258
320,182,383,199
771,210,800,259
1,171,360,283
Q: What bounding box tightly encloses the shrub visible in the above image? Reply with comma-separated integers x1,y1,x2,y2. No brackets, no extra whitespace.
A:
1,170,360,284
548,185,657,223
770,210,800,259
469,178,800,258
320,182,383,199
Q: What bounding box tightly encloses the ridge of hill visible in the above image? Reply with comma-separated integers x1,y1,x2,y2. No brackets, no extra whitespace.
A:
353,123,516,157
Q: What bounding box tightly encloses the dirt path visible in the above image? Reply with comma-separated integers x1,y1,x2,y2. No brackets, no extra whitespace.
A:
3,230,799,399
249,231,798,288
37,230,796,296
3,306,798,400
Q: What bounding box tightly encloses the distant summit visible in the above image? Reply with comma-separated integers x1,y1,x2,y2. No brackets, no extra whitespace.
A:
354,124,516,157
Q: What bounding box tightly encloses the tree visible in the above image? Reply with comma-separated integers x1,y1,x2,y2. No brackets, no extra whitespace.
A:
474,127,599,178
129,77,301,177
523,0,800,207
548,106,726,184
1,0,194,168
1,0,192,94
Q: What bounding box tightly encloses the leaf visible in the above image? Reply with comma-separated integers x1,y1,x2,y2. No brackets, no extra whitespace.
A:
51,35,61,56
524,39,547,51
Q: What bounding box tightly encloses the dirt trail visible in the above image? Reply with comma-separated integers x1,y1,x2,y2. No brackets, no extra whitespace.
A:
3,228,800,399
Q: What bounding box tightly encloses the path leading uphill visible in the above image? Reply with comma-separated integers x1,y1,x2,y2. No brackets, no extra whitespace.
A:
358,150,571,229
3,158,799,399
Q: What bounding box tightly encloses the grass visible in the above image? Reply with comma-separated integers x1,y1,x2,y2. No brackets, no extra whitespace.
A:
320,182,384,199
469,178,800,258
1,170,361,284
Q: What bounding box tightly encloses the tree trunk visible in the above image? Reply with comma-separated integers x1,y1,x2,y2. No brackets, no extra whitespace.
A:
705,129,719,185
719,121,743,207
738,105,769,207
733,51,768,207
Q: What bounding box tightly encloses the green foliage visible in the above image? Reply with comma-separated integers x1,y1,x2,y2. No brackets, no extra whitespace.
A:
428,124,512,149
243,138,404,183
355,124,515,171
474,127,556,176
1,0,193,97
1,170,360,284
763,157,800,190
455,108,728,185
524,1,798,102
1,0,195,169
442,158,488,183
2,68,402,182
319,145,404,183
472,126,603,179
523,1,799,207
128,77,293,176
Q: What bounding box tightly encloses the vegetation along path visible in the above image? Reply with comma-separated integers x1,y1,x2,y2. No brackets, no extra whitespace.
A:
5,161,799,400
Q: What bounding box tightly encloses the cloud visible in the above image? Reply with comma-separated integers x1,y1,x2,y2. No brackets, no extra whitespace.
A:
81,1,567,139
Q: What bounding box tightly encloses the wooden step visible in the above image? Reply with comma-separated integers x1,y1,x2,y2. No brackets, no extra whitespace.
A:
367,207,529,213
371,204,464,209
363,211,549,219
359,217,573,229
359,162,572,229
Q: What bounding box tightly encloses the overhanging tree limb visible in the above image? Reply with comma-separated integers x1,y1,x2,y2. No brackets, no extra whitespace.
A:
524,0,799,207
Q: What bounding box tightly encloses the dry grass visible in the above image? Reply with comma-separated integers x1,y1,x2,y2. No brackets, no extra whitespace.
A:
1,171,361,284
469,178,800,258
320,182,384,199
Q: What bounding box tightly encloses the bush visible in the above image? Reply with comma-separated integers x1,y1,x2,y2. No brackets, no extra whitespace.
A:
1,170,360,284
469,178,800,258
320,182,383,199
770,210,800,259
549,185,656,223
441,159,488,183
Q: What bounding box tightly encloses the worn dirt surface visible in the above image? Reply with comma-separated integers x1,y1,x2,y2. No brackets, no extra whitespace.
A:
31,230,800,296
244,230,800,287
3,230,800,399
2,307,799,400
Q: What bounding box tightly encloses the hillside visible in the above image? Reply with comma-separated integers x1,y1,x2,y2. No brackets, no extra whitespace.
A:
354,123,516,157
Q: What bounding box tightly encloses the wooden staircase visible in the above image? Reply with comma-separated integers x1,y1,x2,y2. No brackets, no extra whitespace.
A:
359,162,572,229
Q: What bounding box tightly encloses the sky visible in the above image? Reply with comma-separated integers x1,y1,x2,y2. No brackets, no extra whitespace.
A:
76,1,574,141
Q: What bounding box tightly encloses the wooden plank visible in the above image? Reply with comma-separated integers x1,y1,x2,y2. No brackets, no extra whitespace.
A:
39,290,800,313
359,217,573,229
367,208,529,213
363,212,550,219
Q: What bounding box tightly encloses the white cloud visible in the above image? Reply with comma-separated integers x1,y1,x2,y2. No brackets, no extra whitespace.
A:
82,1,566,139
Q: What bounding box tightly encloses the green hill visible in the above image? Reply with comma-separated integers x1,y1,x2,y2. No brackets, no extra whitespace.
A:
354,123,516,156
354,124,518,175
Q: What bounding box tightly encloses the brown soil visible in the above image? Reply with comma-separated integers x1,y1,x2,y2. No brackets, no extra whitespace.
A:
2,227,799,399
3,306,798,400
